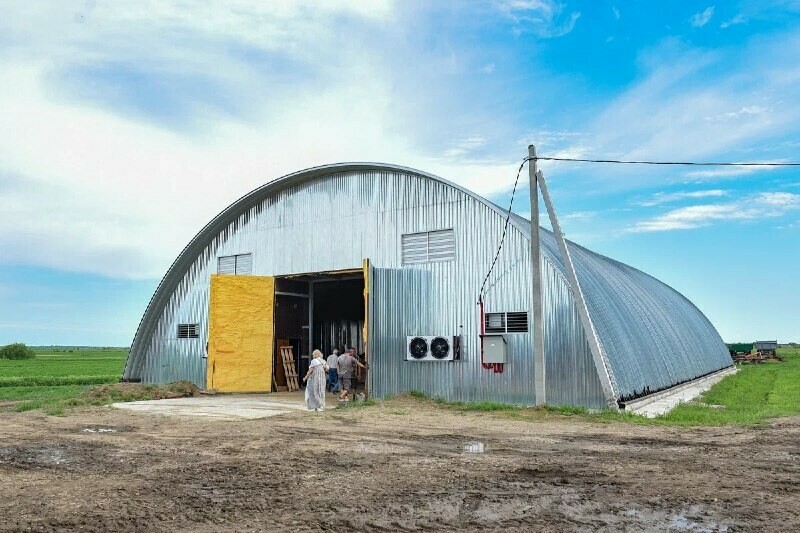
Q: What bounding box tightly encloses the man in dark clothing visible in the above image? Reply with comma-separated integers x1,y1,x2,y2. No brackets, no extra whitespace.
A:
337,347,367,402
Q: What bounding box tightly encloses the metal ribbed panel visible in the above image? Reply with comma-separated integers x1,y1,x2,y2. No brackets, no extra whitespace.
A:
125,162,731,408
541,256,606,408
370,195,536,404
537,230,731,401
127,167,543,403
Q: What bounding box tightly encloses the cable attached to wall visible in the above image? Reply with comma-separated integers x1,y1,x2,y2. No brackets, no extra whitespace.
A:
476,156,532,305
476,153,796,305
475,151,795,375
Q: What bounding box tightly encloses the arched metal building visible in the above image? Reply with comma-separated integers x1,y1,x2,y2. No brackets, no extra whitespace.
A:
123,162,732,409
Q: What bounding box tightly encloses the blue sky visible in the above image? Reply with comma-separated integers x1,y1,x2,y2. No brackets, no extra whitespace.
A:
1,0,798,345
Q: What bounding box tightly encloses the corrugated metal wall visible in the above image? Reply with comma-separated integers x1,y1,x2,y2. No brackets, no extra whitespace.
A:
125,162,729,408
126,167,608,406
538,231,731,401
541,258,607,409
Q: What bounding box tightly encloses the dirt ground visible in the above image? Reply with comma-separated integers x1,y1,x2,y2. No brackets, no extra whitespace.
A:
1,398,798,532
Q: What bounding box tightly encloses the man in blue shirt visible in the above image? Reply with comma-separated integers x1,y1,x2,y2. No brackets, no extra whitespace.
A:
326,349,340,393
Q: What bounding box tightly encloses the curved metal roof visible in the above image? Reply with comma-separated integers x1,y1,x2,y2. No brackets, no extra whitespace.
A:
124,163,518,379
125,162,732,401
510,212,732,399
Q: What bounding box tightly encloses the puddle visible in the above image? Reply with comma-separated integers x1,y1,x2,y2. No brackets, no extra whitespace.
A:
463,441,485,454
82,428,118,433
670,513,727,532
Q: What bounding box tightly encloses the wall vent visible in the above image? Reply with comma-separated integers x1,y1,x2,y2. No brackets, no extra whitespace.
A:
401,229,455,265
177,323,199,339
218,253,252,275
485,311,528,333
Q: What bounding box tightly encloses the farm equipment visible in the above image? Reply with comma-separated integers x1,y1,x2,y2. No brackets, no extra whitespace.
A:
727,343,753,358
754,340,778,356
727,341,784,364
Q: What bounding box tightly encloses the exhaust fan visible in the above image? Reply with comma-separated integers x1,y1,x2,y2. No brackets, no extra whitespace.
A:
406,336,456,361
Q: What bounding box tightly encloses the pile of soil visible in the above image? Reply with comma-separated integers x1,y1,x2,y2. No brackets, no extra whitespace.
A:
86,381,200,402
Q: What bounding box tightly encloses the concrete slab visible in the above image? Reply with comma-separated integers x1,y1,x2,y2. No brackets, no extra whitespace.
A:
626,367,737,418
112,393,337,421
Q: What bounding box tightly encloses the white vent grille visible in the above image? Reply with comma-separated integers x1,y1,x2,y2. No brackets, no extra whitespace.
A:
235,253,252,274
485,312,528,333
218,256,236,274
402,229,455,265
218,253,252,275
178,323,199,339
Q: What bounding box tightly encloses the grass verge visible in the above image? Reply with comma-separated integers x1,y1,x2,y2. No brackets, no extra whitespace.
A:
0,376,120,387
8,382,200,414
399,348,800,426
336,399,377,409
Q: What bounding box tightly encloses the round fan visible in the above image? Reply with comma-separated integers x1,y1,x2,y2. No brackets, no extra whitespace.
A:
408,337,429,359
430,337,451,360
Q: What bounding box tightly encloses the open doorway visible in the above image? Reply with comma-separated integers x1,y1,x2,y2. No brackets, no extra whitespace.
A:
273,269,367,395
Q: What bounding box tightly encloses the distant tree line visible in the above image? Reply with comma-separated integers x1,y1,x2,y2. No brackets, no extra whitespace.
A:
0,343,35,360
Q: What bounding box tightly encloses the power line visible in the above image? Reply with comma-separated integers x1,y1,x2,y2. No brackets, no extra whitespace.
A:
478,157,529,304
533,156,800,166
477,152,798,304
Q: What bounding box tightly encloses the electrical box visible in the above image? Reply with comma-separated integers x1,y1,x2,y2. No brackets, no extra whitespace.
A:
482,334,507,364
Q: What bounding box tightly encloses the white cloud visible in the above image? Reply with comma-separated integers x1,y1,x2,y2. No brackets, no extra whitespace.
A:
481,63,496,74
496,0,581,38
682,165,780,181
721,14,746,29
546,34,800,176
562,211,597,221
524,130,591,163
443,136,487,158
612,6,621,20
690,6,715,28
777,219,800,229
638,189,728,207
629,192,800,232
704,106,768,121
0,3,529,279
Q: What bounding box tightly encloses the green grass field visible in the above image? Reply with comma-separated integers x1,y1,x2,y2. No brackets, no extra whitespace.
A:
0,347,127,413
2,346,798,424
415,347,800,426
651,346,800,425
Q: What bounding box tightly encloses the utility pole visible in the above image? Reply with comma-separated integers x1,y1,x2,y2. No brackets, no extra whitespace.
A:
537,169,617,408
529,145,546,405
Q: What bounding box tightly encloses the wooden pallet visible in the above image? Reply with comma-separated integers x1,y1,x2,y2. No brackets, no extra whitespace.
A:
280,346,300,392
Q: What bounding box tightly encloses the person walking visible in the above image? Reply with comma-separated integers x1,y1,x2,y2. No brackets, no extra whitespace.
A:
338,347,367,402
326,349,340,393
303,349,328,412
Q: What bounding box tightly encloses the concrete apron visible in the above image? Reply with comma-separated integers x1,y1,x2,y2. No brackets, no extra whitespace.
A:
112,392,339,421
624,366,738,418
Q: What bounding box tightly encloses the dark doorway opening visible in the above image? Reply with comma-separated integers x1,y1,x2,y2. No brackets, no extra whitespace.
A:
274,284,309,390
272,270,366,393
313,278,365,356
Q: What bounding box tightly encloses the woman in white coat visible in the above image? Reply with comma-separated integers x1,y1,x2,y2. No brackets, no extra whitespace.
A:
303,349,328,411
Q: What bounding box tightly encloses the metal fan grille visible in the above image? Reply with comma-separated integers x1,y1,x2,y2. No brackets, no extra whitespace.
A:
408,337,429,359
430,337,450,359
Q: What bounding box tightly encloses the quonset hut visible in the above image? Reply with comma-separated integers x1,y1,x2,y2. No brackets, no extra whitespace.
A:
123,163,732,409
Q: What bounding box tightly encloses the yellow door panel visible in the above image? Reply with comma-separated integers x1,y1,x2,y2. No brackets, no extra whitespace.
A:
207,274,274,392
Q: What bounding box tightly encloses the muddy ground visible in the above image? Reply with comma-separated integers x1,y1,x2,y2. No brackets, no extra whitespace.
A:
1,398,798,532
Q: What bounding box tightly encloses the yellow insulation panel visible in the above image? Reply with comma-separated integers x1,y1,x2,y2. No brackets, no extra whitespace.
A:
207,274,274,392
362,258,370,351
